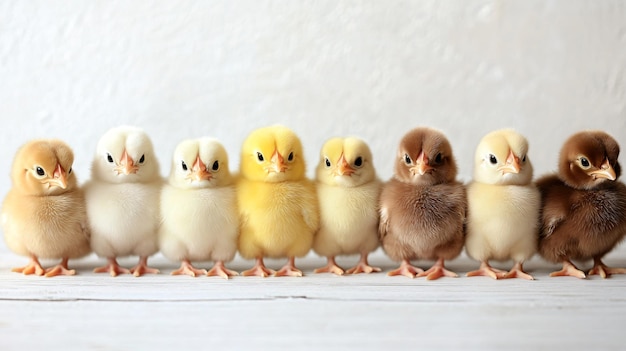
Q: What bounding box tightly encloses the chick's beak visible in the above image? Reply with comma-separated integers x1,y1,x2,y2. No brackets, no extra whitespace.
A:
335,154,355,176
498,150,520,174
270,150,287,173
191,156,211,181
51,164,67,189
589,158,616,181
115,150,139,175
410,151,432,176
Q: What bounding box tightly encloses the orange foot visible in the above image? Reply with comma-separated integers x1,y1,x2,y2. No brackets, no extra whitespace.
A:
12,256,45,276
503,262,534,280
417,258,458,280
550,260,586,279
130,256,160,277
207,261,239,279
171,259,207,277
275,257,303,277
94,257,131,277
314,257,345,275
467,261,507,279
388,259,424,278
346,253,381,274
45,258,76,277
242,258,275,277
588,258,626,279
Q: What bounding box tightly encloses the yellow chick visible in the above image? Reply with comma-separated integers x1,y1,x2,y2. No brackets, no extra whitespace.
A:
237,125,319,277
313,137,381,275
159,138,239,279
465,129,540,280
2,139,91,277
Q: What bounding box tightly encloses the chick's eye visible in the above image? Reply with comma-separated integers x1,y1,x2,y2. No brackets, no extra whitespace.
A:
489,154,498,165
68,168,72,174
288,152,294,162
324,158,331,168
404,154,412,165
139,155,145,164
434,153,443,164
36,167,45,176
257,152,264,162
211,161,219,171
580,157,590,168
522,155,527,162
354,157,363,167
106,154,114,163
181,161,188,171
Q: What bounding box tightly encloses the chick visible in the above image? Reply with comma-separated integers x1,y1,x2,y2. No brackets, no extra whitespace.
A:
379,128,466,279
237,125,319,277
313,137,381,275
159,138,239,279
84,126,162,277
465,129,540,280
537,131,626,279
2,139,91,277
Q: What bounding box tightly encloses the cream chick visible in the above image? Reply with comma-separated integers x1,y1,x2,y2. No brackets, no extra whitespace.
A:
465,129,540,280
313,137,381,275
84,126,162,277
159,138,239,279
2,139,91,277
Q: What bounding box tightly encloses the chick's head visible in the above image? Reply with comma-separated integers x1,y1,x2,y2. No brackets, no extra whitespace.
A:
11,139,77,195
394,127,458,186
473,129,533,186
92,126,160,184
240,125,305,182
316,137,376,187
169,137,232,189
558,130,621,190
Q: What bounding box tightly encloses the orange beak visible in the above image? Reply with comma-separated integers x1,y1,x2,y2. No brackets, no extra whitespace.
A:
270,150,287,173
335,154,355,176
51,164,68,189
191,156,211,181
589,158,616,181
411,151,432,176
498,150,520,174
115,150,139,175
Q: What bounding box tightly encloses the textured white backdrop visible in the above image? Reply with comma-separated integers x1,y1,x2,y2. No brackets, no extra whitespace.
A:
1,1,625,252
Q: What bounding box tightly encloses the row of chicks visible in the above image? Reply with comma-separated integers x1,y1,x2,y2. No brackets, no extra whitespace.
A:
2,125,625,280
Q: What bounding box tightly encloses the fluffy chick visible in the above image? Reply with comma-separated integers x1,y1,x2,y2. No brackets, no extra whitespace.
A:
465,129,540,280
159,138,239,279
379,128,466,279
537,130,626,279
313,137,381,275
84,126,162,277
237,125,319,277
2,139,90,277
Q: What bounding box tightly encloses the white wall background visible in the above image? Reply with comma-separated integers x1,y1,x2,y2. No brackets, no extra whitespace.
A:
1,1,625,251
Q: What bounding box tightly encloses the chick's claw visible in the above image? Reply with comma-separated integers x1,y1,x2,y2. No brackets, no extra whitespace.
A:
94,258,130,277
549,260,586,279
12,257,45,276
503,262,534,280
314,257,345,275
171,260,207,277
417,259,458,280
45,258,76,277
387,259,424,278
588,259,626,279
130,256,160,277
274,257,303,277
466,262,507,280
242,258,275,277
207,261,239,279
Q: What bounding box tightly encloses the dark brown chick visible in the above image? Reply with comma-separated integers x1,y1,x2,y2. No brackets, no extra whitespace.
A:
537,130,626,279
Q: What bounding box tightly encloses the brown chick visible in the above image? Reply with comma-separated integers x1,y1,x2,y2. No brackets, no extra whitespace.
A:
379,128,466,279
537,130,626,279
1,140,91,277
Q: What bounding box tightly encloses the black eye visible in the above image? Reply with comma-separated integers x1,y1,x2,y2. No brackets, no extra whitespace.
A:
404,154,412,165
68,168,72,174
107,154,114,163
139,155,145,164
581,157,590,168
257,152,264,162
288,152,294,162
354,157,363,167
212,160,219,171
181,161,188,171
434,153,443,164
489,154,497,165
325,158,331,167
36,167,45,176
522,155,527,162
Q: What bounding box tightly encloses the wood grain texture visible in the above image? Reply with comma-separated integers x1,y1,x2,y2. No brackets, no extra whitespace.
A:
2,246,626,350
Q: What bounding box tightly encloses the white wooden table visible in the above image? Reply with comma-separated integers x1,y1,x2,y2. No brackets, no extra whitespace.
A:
1,244,626,350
